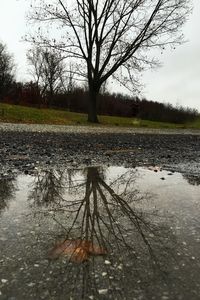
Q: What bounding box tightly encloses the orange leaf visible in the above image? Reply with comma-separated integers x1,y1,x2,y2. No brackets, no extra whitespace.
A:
48,239,107,263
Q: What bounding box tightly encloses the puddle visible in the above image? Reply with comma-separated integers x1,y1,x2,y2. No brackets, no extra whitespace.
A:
0,166,200,300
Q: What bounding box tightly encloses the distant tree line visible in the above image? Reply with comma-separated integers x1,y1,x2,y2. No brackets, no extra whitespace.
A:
0,41,199,124
3,83,198,124
0,43,15,99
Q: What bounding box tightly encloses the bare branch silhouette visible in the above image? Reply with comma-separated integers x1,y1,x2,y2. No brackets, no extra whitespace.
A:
28,0,191,122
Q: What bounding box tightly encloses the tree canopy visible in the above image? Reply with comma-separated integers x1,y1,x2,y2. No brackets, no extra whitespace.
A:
29,0,190,122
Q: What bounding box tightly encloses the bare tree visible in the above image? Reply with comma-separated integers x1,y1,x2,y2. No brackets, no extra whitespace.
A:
29,0,190,122
0,42,15,100
27,47,44,92
27,46,66,106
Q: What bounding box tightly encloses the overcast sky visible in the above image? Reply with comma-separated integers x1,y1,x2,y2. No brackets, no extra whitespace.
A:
0,0,199,111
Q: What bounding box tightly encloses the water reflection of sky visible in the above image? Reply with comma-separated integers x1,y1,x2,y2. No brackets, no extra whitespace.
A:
0,166,200,300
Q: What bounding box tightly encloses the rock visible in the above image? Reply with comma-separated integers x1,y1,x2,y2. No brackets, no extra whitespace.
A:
1,279,8,283
104,260,111,265
27,282,35,287
98,289,108,295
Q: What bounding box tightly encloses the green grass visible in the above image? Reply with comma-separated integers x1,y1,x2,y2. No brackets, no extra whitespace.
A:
186,118,200,129
0,103,199,129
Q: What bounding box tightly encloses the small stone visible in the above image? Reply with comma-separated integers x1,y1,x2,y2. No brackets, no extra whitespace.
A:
149,233,155,238
102,272,107,277
34,264,39,267
1,279,8,284
98,289,108,295
27,282,35,287
104,260,111,265
117,264,123,270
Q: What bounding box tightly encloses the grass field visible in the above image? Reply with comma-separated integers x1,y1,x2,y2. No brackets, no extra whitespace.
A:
0,103,200,129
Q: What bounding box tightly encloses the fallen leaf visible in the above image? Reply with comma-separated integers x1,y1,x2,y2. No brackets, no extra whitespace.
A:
48,239,107,263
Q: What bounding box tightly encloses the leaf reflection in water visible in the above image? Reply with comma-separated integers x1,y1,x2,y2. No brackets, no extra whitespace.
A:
48,239,107,262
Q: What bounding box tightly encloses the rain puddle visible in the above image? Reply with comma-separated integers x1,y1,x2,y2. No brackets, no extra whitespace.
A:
0,166,200,300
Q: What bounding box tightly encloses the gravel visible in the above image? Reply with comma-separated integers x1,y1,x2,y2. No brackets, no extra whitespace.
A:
0,122,200,176
1,122,200,134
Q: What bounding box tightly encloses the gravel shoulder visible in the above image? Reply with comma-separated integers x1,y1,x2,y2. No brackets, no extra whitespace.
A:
1,122,200,134
0,122,200,177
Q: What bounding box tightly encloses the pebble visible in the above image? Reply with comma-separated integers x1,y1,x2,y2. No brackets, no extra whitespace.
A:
104,260,111,265
117,264,123,270
1,279,8,284
98,289,108,295
27,282,35,287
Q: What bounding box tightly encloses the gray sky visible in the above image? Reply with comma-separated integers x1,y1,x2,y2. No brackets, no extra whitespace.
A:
0,0,199,111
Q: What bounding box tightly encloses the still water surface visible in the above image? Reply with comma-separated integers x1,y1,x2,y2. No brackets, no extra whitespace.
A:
0,166,200,300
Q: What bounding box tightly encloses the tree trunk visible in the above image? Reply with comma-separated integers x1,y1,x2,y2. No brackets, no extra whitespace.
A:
87,88,99,123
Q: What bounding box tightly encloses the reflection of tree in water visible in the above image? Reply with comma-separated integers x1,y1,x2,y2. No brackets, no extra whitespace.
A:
30,167,177,299
0,176,16,214
28,168,79,207
183,173,200,186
